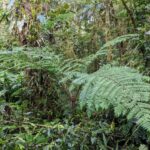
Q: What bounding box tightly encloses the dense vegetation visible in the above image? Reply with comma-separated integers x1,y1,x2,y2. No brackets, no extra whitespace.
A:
0,0,150,149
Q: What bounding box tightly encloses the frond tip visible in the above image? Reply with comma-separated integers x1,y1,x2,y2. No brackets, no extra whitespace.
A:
75,65,150,131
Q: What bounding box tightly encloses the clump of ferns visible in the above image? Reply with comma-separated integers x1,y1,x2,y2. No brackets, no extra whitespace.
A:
60,34,150,132
0,48,65,115
60,34,146,105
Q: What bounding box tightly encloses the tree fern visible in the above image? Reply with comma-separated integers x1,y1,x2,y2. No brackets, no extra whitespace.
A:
0,47,62,73
58,33,138,74
60,34,139,73
72,65,150,131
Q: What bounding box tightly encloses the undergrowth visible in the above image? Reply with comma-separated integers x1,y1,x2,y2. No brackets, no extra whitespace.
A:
0,0,150,149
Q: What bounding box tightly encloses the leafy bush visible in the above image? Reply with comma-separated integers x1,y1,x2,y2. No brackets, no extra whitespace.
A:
0,105,148,150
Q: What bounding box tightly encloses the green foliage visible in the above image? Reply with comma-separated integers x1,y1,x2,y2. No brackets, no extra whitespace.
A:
70,65,150,131
0,47,62,72
88,34,140,64
0,47,69,119
0,104,148,150
0,71,23,102
0,0,150,149
100,34,139,50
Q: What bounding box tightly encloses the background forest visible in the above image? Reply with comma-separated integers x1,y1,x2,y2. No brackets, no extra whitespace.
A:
0,0,150,149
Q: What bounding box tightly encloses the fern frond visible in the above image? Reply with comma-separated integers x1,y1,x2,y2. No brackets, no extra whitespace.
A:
100,34,139,50
60,58,87,73
0,47,62,73
85,34,139,65
73,65,150,131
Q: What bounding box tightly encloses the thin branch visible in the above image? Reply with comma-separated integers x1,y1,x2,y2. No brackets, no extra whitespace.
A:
121,0,136,30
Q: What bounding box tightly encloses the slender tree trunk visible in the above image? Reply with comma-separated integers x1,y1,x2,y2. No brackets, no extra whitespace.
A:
121,0,136,30
105,0,113,61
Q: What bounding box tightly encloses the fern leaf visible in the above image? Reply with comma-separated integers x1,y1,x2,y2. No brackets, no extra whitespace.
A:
74,65,150,131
